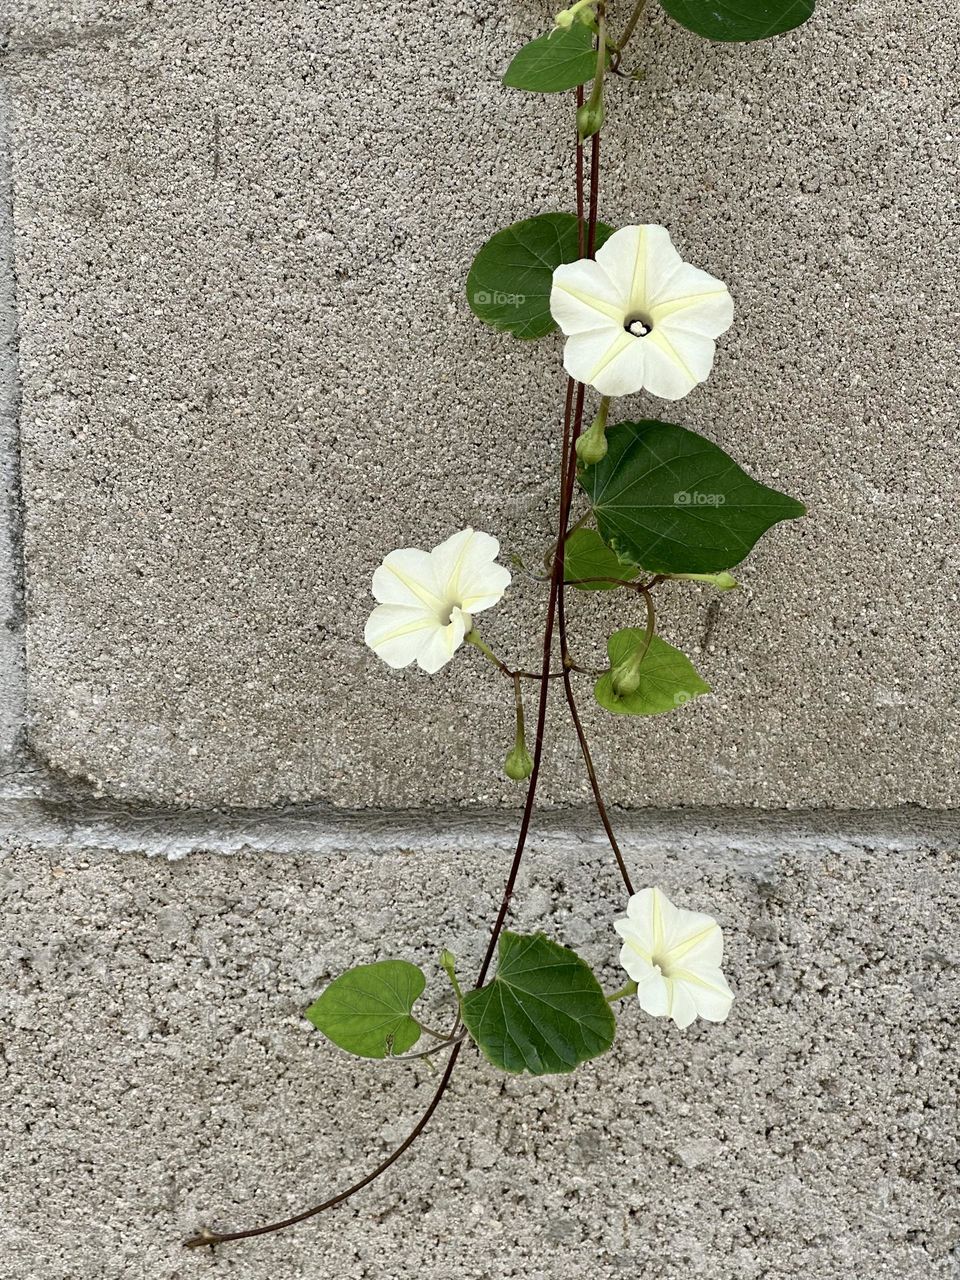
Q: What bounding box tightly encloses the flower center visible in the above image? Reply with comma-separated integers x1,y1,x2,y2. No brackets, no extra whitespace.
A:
624,313,652,338
440,603,470,628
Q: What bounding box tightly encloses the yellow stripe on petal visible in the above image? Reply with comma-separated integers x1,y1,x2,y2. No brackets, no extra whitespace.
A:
665,924,719,965
587,330,635,383
646,328,696,384
554,281,626,325
384,562,444,611
650,288,729,322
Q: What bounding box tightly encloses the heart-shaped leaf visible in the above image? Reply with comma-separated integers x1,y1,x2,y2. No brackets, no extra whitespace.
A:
462,931,615,1075
594,629,711,716
306,960,425,1059
579,420,805,573
563,527,639,590
503,25,602,93
660,0,814,42
467,212,613,339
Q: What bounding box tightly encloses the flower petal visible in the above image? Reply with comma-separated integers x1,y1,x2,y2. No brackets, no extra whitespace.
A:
461,562,512,614
430,527,509,609
673,966,734,1023
624,887,685,955
615,920,654,977
665,979,698,1029
562,326,645,397
364,604,442,669
372,548,444,611
415,607,467,674
663,912,724,969
631,959,670,1020
640,328,712,400
595,225,684,317
649,263,733,337
551,258,628,335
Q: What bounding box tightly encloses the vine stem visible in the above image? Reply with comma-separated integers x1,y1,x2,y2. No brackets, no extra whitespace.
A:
555,89,635,900
183,80,601,1254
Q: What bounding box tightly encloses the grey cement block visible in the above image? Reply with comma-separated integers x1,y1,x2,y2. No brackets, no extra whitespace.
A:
1,824,957,1278
2,0,958,807
0,93,24,766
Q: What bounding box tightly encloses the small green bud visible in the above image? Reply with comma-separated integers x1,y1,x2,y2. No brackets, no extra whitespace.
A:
668,570,739,591
611,660,642,698
553,0,596,29
577,98,604,141
576,416,608,466
504,742,534,781
610,639,649,697
440,949,463,1002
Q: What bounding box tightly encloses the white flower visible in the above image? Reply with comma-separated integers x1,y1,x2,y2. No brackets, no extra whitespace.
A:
550,224,734,400
364,527,511,675
614,886,734,1029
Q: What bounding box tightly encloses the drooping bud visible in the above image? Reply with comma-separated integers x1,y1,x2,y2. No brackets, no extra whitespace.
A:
504,675,533,781
504,741,534,781
610,638,648,698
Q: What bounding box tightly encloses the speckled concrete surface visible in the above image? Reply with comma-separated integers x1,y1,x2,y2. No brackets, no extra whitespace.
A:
1,827,957,1280
2,0,958,808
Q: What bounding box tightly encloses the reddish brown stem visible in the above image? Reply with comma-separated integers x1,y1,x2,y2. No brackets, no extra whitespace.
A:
183,85,599,1255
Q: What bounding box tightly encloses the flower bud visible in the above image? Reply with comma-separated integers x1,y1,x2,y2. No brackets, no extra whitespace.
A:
576,415,608,466
577,98,604,141
610,641,648,698
554,0,596,30
611,658,642,698
504,741,534,781
667,570,739,591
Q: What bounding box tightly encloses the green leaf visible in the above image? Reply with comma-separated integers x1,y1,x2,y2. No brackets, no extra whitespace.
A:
659,0,814,43
467,212,613,340
461,931,615,1076
502,25,601,93
594,630,711,717
306,960,425,1059
563,527,639,590
580,420,805,574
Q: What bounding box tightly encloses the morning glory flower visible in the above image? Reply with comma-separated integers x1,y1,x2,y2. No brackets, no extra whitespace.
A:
364,527,511,675
550,224,734,400
614,886,734,1029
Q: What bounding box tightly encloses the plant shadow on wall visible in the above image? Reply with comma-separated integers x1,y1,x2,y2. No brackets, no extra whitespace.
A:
185,0,814,1253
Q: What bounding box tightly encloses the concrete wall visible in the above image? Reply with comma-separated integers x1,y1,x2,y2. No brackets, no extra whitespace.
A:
0,1,958,1278
3,0,958,809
